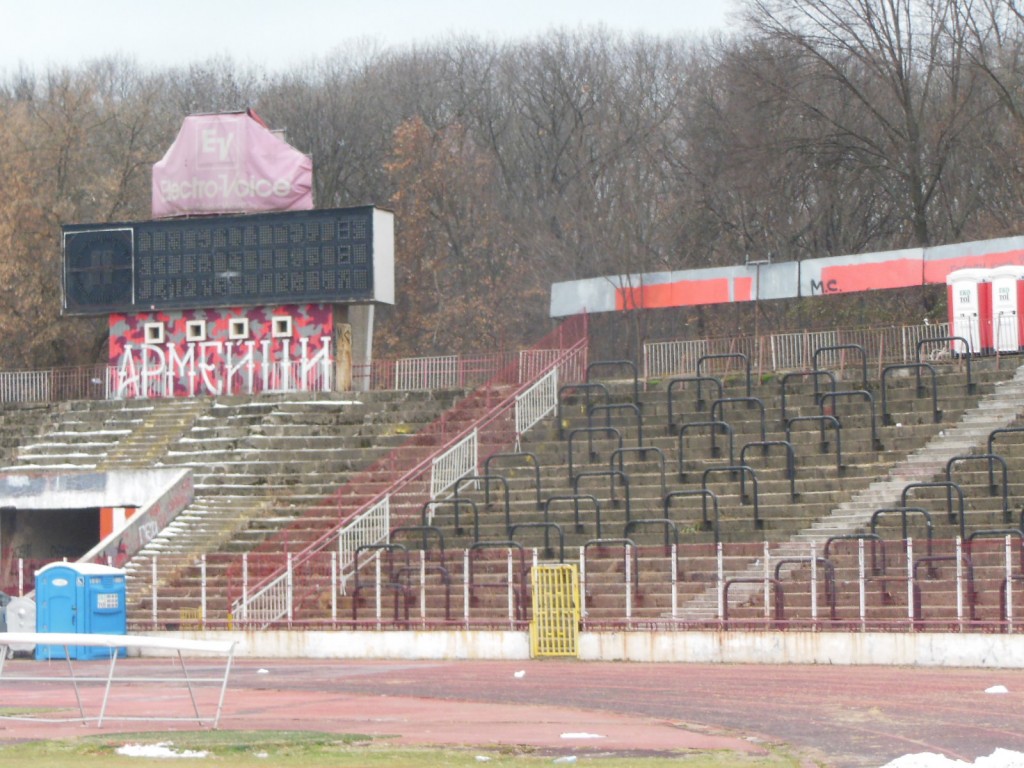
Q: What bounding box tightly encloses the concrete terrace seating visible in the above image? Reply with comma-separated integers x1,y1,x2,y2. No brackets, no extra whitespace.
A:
122,389,463,624
335,357,1024,628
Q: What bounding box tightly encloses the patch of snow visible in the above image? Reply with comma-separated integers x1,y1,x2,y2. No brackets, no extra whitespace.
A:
881,749,1024,767
116,742,209,759
560,732,604,740
985,685,1009,694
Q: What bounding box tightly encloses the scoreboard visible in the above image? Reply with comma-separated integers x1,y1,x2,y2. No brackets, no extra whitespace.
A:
62,206,394,315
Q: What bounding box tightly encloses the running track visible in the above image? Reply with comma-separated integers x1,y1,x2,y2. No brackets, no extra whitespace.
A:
2,659,1024,767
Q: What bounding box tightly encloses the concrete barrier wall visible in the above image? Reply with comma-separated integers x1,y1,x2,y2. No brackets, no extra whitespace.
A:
151,630,1024,667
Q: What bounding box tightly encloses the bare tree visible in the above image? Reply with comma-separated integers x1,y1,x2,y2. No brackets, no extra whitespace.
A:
742,0,985,246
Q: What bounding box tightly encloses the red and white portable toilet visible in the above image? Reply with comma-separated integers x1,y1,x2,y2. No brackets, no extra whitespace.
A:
946,268,992,355
988,265,1024,353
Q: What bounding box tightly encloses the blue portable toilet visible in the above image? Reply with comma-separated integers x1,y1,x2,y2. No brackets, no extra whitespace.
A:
35,562,127,660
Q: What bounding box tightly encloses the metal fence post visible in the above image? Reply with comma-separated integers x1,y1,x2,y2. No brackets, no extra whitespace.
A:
810,540,818,624
1006,535,1014,634
331,551,337,624
286,553,293,626
200,554,207,628
906,538,914,626
151,555,159,630
858,538,866,630
241,553,248,624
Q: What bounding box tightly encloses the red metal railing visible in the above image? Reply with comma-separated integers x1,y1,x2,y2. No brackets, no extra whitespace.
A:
227,315,588,623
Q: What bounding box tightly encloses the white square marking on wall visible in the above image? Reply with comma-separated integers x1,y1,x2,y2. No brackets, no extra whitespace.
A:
228,318,250,340
186,320,207,342
272,315,293,338
144,322,165,344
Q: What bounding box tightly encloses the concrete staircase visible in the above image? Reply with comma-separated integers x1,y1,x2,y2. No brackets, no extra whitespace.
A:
97,399,212,469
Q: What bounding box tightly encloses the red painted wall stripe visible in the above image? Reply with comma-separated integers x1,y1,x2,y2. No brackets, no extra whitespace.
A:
819,259,921,293
923,250,1024,284
616,277,734,310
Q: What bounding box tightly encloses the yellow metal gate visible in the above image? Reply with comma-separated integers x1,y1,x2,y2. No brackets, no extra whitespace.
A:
529,564,580,657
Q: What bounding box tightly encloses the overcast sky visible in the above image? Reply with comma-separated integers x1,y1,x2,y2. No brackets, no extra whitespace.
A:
0,0,735,75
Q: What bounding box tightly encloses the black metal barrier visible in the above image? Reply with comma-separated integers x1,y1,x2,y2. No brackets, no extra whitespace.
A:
667,375,723,431
881,363,942,425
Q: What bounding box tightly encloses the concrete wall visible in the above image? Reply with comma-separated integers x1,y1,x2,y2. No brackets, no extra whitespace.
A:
148,630,1024,667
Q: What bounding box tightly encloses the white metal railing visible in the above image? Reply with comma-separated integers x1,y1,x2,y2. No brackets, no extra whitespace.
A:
0,370,52,403
234,562,291,629
430,429,479,499
231,498,391,623
515,368,558,444
141,534,1022,632
336,497,391,594
643,322,952,379
518,349,562,382
395,355,459,391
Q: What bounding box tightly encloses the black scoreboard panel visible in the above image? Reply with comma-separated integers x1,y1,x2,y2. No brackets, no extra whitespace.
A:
62,207,382,315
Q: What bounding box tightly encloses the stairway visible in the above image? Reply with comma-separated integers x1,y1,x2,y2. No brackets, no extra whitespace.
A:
98,398,212,469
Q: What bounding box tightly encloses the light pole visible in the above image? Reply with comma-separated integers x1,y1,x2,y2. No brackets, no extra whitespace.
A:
745,256,772,356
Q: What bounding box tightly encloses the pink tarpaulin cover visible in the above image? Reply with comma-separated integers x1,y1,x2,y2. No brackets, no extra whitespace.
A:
152,109,313,218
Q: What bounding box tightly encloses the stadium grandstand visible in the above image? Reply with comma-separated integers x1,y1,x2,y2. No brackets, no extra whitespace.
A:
3,312,1024,666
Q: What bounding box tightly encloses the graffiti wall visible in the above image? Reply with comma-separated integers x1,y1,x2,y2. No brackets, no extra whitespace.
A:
109,303,337,398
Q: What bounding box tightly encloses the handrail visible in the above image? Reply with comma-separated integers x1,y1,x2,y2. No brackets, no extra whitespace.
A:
678,420,734,480
824,532,888,578
740,440,797,500
702,465,760,529
390,525,446,567
881,363,941,425
510,521,565,562
723,577,785,625
611,445,666,498
870,506,933,560
820,389,883,451
467,541,529,621
779,370,836,424
913,554,977,623
0,321,956,408
583,538,639,599
711,396,766,444
484,452,542,510
567,426,623,481
543,494,602,539
455,474,511,536
916,335,975,393
422,498,479,542
586,360,640,407
667,375,723,431
785,415,843,473
945,453,1010,523
573,469,631,519
624,517,679,553
697,353,750,399
988,428,1024,492
588,402,644,450
557,382,611,439
664,489,719,543
901,481,967,541
813,344,867,391
774,557,837,622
